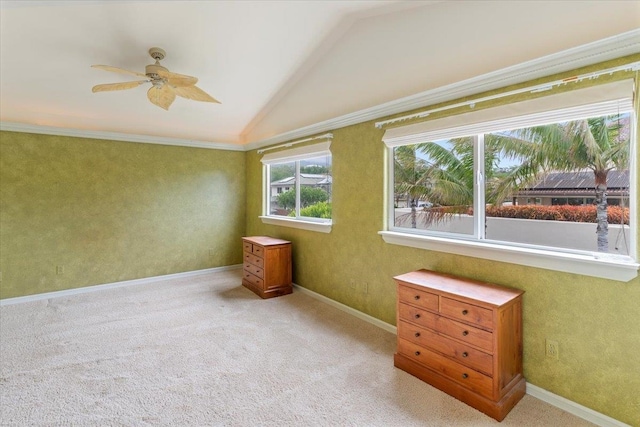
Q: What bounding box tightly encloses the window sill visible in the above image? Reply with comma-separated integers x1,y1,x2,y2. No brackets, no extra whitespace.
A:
260,216,332,233
378,231,639,282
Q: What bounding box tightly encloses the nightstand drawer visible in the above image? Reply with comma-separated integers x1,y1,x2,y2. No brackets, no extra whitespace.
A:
243,252,264,269
252,245,264,257
243,242,265,258
441,297,493,330
243,271,264,289
244,262,264,279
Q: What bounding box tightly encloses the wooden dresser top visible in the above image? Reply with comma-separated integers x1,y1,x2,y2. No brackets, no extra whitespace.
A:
394,269,523,307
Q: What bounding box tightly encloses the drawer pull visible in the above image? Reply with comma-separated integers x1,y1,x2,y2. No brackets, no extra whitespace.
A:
414,295,420,300
414,351,421,356
462,352,468,358
462,373,469,379
414,332,420,338
414,314,421,319
462,330,469,336
462,309,468,315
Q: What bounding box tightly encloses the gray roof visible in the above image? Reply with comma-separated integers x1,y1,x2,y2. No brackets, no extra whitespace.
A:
521,170,629,191
272,174,332,186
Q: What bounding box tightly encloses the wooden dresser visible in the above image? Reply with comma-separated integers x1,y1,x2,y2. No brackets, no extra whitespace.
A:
242,236,292,299
394,269,525,421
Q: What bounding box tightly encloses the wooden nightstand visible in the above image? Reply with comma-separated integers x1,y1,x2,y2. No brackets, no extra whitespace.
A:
242,236,292,299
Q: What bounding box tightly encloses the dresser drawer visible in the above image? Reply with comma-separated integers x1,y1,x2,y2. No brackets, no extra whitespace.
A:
398,284,438,311
243,271,264,289
397,338,493,399
243,252,264,268
243,262,264,279
441,297,493,330
398,303,438,330
243,242,252,253
400,302,493,352
398,321,493,376
435,315,494,353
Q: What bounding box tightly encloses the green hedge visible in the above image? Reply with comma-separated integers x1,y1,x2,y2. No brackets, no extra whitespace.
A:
483,205,629,225
289,201,332,219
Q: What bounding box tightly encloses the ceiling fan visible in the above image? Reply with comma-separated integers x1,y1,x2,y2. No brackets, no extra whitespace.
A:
91,47,220,110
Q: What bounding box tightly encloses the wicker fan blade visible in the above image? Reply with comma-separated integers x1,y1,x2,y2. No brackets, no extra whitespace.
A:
92,65,148,78
172,85,220,103
92,81,147,93
156,69,198,87
147,85,176,110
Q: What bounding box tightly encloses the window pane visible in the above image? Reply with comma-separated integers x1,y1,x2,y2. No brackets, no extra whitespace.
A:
299,155,332,219
269,162,295,217
392,140,474,235
484,112,631,255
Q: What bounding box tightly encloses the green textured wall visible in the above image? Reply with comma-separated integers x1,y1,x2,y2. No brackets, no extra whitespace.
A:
0,131,245,298
246,60,640,425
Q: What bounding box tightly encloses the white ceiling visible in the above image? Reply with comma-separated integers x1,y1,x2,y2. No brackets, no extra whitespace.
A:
1,1,639,149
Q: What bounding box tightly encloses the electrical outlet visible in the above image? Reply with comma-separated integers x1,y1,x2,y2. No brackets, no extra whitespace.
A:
349,279,356,290
56,265,64,275
208,249,215,257
362,282,368,294
546,339,559,360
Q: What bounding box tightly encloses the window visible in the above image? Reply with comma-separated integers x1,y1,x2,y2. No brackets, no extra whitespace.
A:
381,79,638,281
260,141,332,233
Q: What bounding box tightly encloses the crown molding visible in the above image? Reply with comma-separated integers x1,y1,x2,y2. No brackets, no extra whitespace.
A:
0,122,246,152
245,28,640,151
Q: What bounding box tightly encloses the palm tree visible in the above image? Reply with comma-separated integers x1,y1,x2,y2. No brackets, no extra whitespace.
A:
395,136,515,228
393,113,629,251
394,145,430,228
416,138,475,207
488,114,629,252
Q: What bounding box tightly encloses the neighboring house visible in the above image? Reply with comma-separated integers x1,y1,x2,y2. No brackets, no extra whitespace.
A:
513,170,629,206
271,173,332,196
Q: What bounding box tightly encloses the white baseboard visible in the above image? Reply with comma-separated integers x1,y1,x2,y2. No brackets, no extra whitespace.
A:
293,283,631,427
526,384,631,427
292,283,397,334
0,264,242,306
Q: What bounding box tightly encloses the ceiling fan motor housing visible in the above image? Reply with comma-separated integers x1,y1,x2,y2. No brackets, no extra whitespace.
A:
146,63,168,79
146,47,168,80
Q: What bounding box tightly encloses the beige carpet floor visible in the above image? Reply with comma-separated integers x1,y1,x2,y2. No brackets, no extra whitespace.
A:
0,269,595,426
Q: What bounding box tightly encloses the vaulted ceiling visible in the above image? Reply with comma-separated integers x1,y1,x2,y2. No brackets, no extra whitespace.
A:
1,1,639,149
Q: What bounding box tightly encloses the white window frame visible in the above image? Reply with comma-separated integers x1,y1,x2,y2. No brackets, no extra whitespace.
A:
380,79,639,282
260,141,332,233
